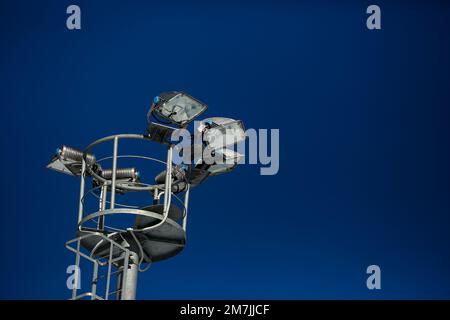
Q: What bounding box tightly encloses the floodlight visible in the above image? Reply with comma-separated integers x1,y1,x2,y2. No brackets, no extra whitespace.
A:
147,122,181,145
185,166,210,185
154,164,210,192
154,165,186,185
47,90,246,300
92,167,141,193
148,91,207,127
204,148,243,176
100,167,140,181
47,145,95,176
198,117,245,150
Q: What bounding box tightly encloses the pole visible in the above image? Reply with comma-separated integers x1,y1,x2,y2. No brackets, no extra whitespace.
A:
110,136,119,209
72,158,86,299
120,253,139,300
182,184,190,231
98,183,107,230
116,270,123,300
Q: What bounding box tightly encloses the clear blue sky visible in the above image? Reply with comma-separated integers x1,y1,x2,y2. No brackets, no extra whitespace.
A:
1,0,450,299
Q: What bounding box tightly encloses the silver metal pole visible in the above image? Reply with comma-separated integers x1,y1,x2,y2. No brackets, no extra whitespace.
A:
91,262,98,300
110,136,119,209
163,145,173,211
120,253,139,300
72,158,86,299
116,269,123,300
182,184,190,231
77,159,86,223
71,240,81,300
105,243,114,300
98,183,107,230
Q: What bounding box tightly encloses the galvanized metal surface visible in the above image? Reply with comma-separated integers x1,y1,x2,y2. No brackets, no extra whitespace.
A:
65,134,190,300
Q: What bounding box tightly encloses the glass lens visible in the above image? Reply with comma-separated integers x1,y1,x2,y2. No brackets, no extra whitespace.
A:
204,120,245,149
160,94,205,125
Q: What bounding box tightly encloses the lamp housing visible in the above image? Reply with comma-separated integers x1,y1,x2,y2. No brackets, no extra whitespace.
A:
149,91,208,127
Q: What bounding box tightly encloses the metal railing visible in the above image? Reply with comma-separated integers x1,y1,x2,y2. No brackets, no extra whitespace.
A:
65,232,134,300
65,133,190,300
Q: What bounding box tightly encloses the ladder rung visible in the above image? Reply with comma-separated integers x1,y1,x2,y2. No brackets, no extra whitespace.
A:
96,267,124,280
109,289,122,295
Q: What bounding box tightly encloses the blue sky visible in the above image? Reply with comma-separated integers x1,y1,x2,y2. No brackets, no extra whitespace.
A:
1,0,450,299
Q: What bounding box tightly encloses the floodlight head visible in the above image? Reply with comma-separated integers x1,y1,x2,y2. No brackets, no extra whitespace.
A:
148,91,208,127
100,167,140,182
204,149,243,176
93,167,141,193
154,164,210,192
197,117,246,150
147,122,179,144
46,145,96,176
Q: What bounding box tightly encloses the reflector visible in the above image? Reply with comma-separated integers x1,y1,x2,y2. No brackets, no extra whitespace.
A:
149,91,207,127
198,117,246,150
46,145,95,176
